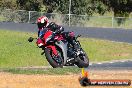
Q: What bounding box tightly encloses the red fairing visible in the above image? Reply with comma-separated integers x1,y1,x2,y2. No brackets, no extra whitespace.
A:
43,30,53,44
36,38,44,46
55,34,64,41
47,45,58,56
37,29,65,56
42,30,58,56
36,38,43,44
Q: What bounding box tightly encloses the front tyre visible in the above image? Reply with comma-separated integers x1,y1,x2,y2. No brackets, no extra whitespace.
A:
44,48,63,68
76,49,89,68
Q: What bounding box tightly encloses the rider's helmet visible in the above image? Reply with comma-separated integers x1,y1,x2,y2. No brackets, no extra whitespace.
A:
37,16,49,30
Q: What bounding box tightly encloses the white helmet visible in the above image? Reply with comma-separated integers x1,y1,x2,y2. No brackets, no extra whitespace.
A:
37,16,49,29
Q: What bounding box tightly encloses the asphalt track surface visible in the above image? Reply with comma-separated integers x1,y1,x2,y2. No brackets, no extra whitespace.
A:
0,22,132,70
89,60,132,70
0,22,132,43
15,60,132,70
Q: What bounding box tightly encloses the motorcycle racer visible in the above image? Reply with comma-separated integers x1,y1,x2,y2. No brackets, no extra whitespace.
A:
36,16,77,51
28,15,89,68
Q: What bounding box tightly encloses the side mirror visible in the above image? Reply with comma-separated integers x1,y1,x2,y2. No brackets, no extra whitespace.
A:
28,37,34,42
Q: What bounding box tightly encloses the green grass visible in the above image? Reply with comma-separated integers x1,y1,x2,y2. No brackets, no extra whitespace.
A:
2,67,81,75
80,38,132,62
0,30,48,68
83,17,132,29
84,16,113,28
0,29,132,68
66,13,132,29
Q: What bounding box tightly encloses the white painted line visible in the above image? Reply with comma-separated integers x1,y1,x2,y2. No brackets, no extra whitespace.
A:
89,63,93,66
105,40,132,45
90,59,132,65
97,63,102,64
120,60,125,62
110,62,114,63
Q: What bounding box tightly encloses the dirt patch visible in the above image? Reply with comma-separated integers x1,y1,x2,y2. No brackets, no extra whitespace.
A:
113,53,130,56
0,70,132,88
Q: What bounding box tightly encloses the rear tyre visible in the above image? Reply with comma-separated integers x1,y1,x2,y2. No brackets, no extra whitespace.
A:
44,48,63,68
76,49,89,68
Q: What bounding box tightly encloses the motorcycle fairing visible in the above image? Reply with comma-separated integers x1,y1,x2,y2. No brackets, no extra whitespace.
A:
55,40,68,65
43,30,53,44
46,45,58,56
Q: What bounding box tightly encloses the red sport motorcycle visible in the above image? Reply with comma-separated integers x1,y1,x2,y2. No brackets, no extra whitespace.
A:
28,30,89,68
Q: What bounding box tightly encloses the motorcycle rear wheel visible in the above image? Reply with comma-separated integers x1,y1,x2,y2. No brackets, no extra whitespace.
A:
76,49,89,68
44,48,63,68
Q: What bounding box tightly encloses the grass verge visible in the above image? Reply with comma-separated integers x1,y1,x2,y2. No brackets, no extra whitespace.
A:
79,38,132,62
1,67,81,75
0,29,48,68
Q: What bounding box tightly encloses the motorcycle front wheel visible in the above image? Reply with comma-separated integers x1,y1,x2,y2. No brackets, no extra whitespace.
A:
44,47,64,68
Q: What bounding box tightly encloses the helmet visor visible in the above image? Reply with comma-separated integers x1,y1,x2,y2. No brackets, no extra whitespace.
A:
37,23,44,29
37,22,47,29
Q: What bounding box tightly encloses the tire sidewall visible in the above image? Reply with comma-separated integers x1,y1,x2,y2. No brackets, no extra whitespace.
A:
76,49,89,68
44,47,63,68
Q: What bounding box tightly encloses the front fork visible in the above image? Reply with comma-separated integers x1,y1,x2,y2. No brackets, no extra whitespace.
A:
46,45,58,56
41,45,58,54
42,45,63,64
